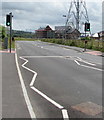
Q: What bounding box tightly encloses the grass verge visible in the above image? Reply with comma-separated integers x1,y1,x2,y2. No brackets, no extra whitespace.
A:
15,37,36,41
40,38,104,52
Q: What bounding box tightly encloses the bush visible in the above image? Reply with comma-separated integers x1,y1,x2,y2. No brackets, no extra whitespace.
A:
81,37,85,40
81,37,91,41
87,45,93,49
70,41,76,46
55,39,63,44
40,38,103,52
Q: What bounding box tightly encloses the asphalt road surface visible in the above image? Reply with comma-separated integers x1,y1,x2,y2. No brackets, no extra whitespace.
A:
16,41,103,119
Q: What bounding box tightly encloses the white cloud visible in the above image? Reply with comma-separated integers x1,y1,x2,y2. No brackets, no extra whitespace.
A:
1,1,103,33
2,0,102,2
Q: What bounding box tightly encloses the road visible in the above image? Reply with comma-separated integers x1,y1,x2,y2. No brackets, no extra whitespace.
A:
16,41,103,119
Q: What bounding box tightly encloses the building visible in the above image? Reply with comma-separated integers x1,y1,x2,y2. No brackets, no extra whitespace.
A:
91,33,99,39
98,31,104,40
66,29,81,39
35,25,55,38
55,26,80,39
35,25,80,39
91,31,104,40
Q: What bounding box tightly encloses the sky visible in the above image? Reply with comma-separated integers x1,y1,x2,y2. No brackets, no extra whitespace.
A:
102,0,104,30
1,0,103,34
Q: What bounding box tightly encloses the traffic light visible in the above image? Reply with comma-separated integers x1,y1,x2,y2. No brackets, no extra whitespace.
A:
6,14,11,26
85,23,90,31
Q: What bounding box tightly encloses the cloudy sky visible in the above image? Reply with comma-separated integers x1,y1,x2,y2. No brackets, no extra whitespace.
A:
1,0,103,33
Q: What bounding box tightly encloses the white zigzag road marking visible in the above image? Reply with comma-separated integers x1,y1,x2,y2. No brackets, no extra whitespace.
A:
19,56,70,120
15,54,37,119
19,55,102,119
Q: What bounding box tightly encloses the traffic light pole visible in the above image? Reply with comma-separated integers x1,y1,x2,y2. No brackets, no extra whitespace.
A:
84,22,90,52
9,12,12,53
84,31,87,52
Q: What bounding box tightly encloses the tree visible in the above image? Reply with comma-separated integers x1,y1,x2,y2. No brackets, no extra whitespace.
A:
2,26,6,39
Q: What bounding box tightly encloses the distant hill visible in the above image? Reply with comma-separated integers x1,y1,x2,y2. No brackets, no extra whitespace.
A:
0,25,2,31
0,25,35,38
12,30,35,38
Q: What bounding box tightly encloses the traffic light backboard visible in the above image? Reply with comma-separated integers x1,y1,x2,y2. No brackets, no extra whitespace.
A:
85,23,90,32
6,14,11,26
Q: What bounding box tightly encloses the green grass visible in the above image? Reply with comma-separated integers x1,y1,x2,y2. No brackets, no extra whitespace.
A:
2,37,104,52
7,40,15,50
0,42,2,50
1,39,15,50
0,26,2,31
15,37,37,41
1,37,37,50
40,38,104,52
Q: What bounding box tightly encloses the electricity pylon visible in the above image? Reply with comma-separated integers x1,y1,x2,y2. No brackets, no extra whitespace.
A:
65,0,89,32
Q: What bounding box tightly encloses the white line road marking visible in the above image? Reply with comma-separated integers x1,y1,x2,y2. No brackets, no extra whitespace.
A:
19,56,70,119
20,55,101,65
21,56,64,58
72,56,96,66
75,56,82,61
15,53,36,119
80,60,96,66
75,57,95,66
74,60,80,65
30,73,37,86
62,109,69,120
31,86,64,109
19,57,37,86
74,60,103,71
81,64,103,71
18,54,102,119
76,57,96,66
71,56,103,71
20,55,102,72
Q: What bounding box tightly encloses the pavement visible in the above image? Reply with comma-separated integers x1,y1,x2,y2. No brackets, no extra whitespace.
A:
0,49,16,53
2,52,31,119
